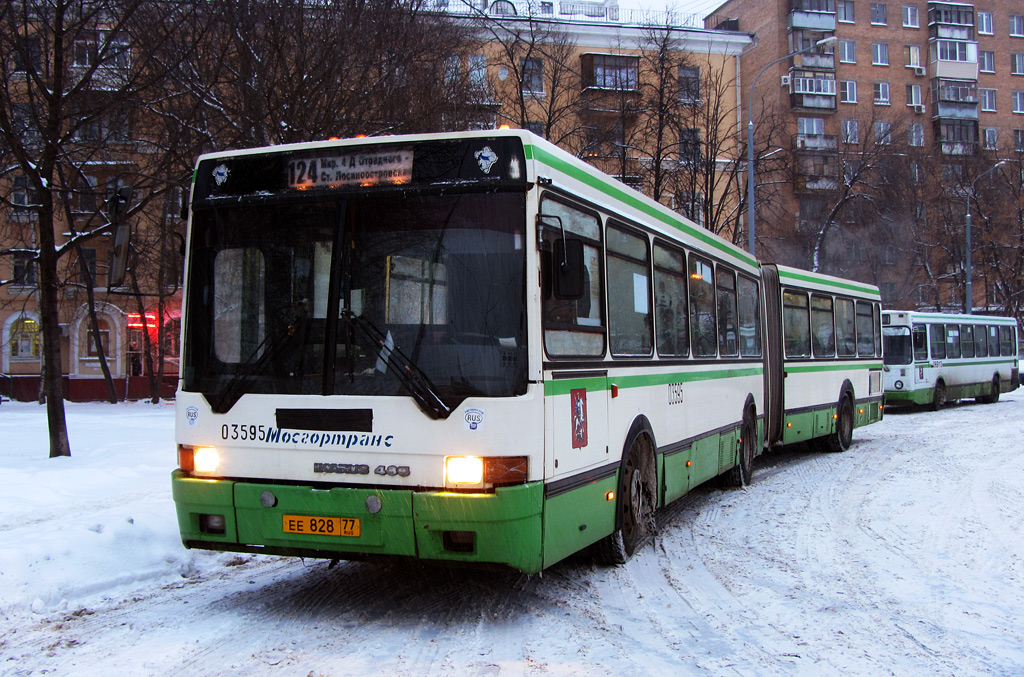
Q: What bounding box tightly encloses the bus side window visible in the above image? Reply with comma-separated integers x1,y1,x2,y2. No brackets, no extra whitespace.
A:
540,196,605,357
946,324,961,359
988,325,999,357
811,294,836,358
961,325,975,358
782,290,810,358
975,325,988,357
716,266,738,357
607,223,652,357
835,298,856,357
912,325,928,361
999,326,1013,356
688,255,717,357
930,324,946,360
856,301,874,357
653,242,688,357
737,274,761,358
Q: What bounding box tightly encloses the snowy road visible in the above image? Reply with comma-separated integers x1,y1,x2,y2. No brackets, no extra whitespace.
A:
2,392,1023,676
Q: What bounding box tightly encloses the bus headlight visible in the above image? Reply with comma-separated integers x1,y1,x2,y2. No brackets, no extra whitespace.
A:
445,456,484,487
444,456,528,490
894,380,904,390
193,446,220,473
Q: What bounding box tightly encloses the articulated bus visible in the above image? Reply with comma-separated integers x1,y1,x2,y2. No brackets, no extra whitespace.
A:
172,130,882,574
882,311,1019,409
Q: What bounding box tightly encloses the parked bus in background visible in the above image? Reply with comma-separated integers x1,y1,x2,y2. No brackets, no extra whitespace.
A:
172,130,883,574
882,311,1020,409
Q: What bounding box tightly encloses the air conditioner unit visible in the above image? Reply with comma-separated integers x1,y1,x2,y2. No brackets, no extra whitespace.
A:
913,103,926,113
781,74,792,87
913,66,926,76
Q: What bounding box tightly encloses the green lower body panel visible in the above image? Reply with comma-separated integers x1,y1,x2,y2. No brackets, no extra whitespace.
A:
541,474,618,569
172,470,545,573
884,389,932,406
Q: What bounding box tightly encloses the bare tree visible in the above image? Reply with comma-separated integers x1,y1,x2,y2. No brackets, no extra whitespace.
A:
0,0,187,456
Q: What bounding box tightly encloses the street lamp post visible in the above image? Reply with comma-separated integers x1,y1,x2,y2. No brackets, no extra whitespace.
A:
746,36,838,257
964,160,1006,313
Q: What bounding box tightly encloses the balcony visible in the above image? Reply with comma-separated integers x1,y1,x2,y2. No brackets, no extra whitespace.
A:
940,141,977,156
789,11,836,31
795,134,838,151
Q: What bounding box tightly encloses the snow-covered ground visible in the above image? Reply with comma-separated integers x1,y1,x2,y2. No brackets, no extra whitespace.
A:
1,391,1023,676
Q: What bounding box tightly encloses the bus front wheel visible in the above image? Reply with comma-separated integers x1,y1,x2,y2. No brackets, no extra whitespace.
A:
594,437,655,565
978,376,1000,404
823,395,854,453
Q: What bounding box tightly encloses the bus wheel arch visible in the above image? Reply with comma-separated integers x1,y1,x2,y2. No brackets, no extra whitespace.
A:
594,417,657,565
979,375,1000,404
723,395,757,488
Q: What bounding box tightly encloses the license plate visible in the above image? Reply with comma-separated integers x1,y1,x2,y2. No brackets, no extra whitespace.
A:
282,515,360,537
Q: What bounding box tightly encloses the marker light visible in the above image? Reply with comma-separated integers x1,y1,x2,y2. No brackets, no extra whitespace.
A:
193,447,220,473
605,491,615,501
445,456,484,486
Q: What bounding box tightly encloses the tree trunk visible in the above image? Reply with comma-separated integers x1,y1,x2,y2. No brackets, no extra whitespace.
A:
36,194,72,458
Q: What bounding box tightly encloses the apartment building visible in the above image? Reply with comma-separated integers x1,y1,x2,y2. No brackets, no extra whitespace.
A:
707,0,1024,311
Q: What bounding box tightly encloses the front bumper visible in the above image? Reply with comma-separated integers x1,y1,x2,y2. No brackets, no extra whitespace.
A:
171,471,545,573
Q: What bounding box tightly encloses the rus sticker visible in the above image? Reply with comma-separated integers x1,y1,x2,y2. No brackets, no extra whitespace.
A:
464,408,484,431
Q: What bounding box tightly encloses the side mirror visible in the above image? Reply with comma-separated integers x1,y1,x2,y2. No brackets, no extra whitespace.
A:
553,238,585,300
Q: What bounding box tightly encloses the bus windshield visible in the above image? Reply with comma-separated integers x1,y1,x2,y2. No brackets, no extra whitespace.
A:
183,192,528,414
883,326,913,365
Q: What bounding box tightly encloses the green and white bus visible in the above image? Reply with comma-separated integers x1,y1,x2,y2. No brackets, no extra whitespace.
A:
882,311,1020,409
172,130,882,574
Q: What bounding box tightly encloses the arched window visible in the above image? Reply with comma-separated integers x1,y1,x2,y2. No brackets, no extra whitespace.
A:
10,317,40,358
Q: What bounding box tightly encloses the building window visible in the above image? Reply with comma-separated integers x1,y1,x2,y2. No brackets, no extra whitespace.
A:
873,43,889,65
1012,15,1024,37
524,121,545,137
797,117,826,136
839,80,857,103
1014,91,1024,114
521,57,544,94
78,247,98,286
906,83,922,105
982,127,998,150
980,88,997,112
86,318,111,358
870,2,886,25
11,175,37,219
936,40,973,63
908,122,924,146
874,81,890,104
1016,130,1024,152
582,54,638,91
977,11,993,35
1013,54,1024,76
678,66,701,103
842,119,859,144
838,0,854,22
468,54,487,91
979,50,995,73
12,251,37,286
902,4,918,28
875,120,892,144
839,40,856,63
10,317,41,358
679,128,701,164
905,44,921,67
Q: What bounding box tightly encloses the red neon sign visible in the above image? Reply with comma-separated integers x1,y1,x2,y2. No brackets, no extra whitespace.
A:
127,313,158,329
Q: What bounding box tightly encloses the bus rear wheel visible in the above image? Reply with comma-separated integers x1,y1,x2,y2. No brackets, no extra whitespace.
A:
823,395,854,453
929,381,947,411
594,437,655,565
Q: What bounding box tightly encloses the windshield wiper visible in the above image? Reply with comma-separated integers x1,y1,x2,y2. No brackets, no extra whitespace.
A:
342,310,453,420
